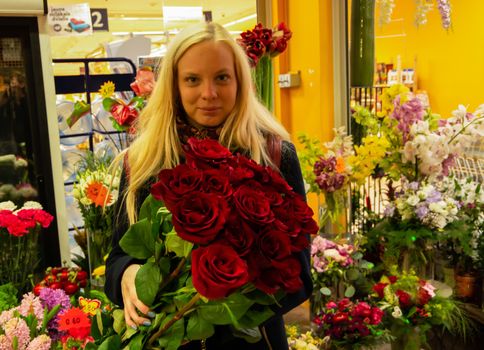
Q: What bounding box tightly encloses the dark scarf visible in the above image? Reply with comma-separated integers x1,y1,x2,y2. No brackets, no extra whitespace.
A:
176,115,223,143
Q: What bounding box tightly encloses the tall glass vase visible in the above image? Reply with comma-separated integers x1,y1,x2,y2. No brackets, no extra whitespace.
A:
0,229,40,295
86,226,111,290
253,55,273,111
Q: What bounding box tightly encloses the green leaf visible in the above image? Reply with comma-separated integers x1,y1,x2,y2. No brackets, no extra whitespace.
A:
98,334,122,350
120,218,154,259
236,307,274,329
102,97,117,112
84,343,97,350
157,316,185,350
231,326,262,343
344,285,356,298
346,269,361,281
320,287,332,296
198,293,253,325
186,310,215,340
112,309,125,334
139,195,155,221
136,261,161,305
165,231,193,257
129,333,144,350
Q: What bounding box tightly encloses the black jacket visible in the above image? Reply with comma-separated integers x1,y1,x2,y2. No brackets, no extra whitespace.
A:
105,141,313,349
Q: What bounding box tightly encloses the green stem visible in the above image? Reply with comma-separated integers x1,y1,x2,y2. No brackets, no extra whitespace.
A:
159,257,186,291
146,293,202,347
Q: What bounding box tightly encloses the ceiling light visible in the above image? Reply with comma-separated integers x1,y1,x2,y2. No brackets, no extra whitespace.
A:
162,6,203,21
223,14,257,28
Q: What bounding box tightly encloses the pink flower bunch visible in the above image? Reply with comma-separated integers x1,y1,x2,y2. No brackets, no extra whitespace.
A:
313,156,347,193
437,0,452,30
313,298,384,343
0,201,53,237
390,95,425,142
237,22,292,66
311,236,355,273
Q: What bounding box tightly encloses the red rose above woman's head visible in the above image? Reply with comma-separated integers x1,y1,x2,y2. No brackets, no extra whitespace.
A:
170,192,229,245
110,103,138,127
191,243,249,300
183,138,233,170
151,165,203,206
233,185,274,226
372,282,388,299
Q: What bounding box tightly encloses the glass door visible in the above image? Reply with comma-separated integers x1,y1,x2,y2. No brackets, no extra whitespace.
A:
0,17,60,268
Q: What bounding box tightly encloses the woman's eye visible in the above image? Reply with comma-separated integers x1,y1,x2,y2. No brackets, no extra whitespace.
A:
185,76,198,84
217,74,230,82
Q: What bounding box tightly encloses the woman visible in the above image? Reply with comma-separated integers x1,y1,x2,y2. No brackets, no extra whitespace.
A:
105,22,312,349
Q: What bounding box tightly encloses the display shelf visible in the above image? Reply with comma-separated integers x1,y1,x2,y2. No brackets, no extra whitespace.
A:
53,57,136,261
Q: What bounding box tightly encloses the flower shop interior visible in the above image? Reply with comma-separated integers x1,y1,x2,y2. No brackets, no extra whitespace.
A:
1,0,483,349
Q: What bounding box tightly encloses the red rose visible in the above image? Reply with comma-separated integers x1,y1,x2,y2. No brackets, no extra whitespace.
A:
396,289,412,308
227,155,263,184
417,287,431,306
151,165,203,205
191,243,249,299
201,169,232,197
352,302,371,318
219,213,255,257
370,307,384,325
276,257,302,293
372,282,388,298
332,311,349,323
171,192,229,245
248,266,281,294
388,275,398,284
110,102,138,127
183,138,233,170
337,298,352,311
254,228,292,267
233,186,274,226
326,301,337,309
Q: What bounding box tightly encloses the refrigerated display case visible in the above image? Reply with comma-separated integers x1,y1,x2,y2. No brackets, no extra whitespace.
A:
0,15,61,267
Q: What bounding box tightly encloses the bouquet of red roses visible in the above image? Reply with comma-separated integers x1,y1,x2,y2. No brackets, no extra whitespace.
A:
107,138,318,349
312,298,388,349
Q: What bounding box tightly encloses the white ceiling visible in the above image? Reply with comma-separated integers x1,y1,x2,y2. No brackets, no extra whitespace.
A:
48,0,257,60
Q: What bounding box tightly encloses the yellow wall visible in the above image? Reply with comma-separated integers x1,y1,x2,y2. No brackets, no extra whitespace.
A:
375,0,484,116
272,0,334,143
271,0,335,211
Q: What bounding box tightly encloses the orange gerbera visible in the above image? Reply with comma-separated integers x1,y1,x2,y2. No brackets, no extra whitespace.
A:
85,181,112,207
335,157,346,174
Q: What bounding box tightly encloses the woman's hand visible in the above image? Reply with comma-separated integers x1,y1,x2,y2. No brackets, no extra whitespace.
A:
121,264,154,329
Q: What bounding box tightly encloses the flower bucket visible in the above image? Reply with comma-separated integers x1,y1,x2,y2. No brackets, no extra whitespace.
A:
0,229,40,295
455,273,478,299
390,326,422,350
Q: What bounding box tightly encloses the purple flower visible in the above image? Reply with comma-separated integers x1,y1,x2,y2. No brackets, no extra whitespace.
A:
391,96,425,142
437,0,452,30
408,181,419,191
426,189,442,203
384,204,395,217
39,288,71,340
415,205,429,219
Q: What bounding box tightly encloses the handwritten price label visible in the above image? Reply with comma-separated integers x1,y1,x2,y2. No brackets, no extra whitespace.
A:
58,307,90,331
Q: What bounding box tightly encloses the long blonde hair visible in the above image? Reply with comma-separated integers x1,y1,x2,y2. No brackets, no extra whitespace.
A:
117,22,289,224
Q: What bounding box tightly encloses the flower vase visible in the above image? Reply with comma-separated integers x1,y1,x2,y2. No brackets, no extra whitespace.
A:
86,227,110,287
0,229,40,295
253,55,273,111
390,326,422,350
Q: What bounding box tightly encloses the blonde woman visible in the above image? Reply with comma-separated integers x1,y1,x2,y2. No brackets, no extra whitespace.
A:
105,22,312,350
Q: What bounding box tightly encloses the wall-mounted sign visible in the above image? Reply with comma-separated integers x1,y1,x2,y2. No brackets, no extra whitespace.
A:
48,3,93,36
90,8,109,32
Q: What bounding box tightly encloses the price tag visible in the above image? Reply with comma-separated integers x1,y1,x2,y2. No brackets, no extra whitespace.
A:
90,8,109,31
58,307,91,332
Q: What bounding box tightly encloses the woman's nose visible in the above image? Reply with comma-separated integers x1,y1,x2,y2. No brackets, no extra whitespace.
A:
201,81,217,100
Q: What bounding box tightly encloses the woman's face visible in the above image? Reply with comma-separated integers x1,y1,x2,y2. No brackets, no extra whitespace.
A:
177,40,238,127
